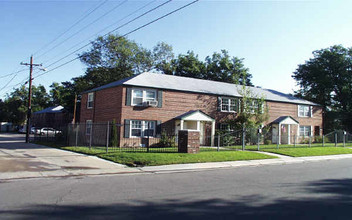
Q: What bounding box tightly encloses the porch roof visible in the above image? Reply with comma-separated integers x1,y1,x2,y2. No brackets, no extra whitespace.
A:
271,116,299,125
175,110,214,122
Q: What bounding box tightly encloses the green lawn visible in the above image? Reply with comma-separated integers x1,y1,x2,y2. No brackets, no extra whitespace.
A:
263,147,352,157
53,146,276,167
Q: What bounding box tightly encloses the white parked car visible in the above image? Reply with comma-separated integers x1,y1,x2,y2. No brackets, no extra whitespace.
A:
39,127,62,136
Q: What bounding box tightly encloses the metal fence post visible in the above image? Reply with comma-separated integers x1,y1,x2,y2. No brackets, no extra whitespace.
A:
294,135,296,147
322,135,325,147
343,131,346,147
89,124,93,150
242,126,245,151
75,124,79,147
276,136,279,149
106,121,110,153
257,132,260,151
217,134,220,152
309,136,311,147
335,132,337,147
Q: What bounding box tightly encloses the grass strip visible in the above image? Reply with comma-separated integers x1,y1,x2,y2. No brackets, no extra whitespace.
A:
54,146,276,167
263,147,352,157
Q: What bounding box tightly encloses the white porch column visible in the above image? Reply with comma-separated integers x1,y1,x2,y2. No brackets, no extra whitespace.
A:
278,123,281,144
180,120,184,130
211,120,215,147
288,124,291,145
196,121,200,131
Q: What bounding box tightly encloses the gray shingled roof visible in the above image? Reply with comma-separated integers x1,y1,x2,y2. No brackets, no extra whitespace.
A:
84,72,318,106
33,106,64,114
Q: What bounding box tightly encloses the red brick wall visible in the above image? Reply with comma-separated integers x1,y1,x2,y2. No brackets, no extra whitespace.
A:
266,102,323,136
80,86,323,136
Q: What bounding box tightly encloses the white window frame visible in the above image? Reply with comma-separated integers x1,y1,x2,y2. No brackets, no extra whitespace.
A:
298,105,311,117
221,97,238,112
299,125,311,137
87,93,94,109
131,88,157,106
130,120,156,138
86,120,92,135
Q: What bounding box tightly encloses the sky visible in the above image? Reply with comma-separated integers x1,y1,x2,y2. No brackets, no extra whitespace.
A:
0,0,351,99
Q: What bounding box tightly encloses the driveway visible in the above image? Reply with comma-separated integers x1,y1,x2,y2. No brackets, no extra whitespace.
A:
0,133,140,180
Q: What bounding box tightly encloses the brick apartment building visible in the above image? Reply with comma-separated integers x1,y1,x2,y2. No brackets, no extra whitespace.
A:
80,72,323,147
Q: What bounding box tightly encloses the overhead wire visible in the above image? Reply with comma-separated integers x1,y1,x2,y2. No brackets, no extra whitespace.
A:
36,0,128,60
34,0,173,74
33,0,109,57
0,68,27,79
34,0,199,80
40,0,157,65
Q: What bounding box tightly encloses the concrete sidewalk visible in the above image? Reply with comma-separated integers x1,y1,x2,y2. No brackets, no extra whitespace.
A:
0,135,141,180
2,133,352,180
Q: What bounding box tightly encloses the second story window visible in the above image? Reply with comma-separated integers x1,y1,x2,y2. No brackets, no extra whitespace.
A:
132,88,156,106
298,105,311,117
221,97,238,112
87,93,94,109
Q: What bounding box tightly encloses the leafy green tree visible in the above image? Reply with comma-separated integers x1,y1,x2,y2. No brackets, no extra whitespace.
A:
78,35,174,92
292,45,352,132
2,85,51,125
162,50,253,85
205,50,252,85
230,84,268,130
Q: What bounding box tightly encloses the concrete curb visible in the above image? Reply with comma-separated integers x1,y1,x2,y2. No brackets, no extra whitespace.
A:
139,153,352,173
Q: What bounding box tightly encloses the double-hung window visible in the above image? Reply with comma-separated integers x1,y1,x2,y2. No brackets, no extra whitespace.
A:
299,126,311,137
244,100,263,114
130,120,156,137
221,97,238,112
132,88,157,106
298,105,310,117
87,93,94,109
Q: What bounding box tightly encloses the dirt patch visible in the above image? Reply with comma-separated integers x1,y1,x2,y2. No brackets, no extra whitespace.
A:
61,166,97,170
0,159,55,172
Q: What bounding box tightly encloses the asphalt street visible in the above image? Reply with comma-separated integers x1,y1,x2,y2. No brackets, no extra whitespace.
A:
1,156,352,219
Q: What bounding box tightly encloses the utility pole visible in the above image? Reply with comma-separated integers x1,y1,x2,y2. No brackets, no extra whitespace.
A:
21,56,42,143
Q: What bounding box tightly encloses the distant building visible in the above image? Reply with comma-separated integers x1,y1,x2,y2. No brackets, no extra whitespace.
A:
32,106,72,129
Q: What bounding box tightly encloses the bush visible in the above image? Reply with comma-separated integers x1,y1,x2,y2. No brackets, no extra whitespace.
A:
264,139,272,145
314,136,323,143
111,119,118,147
158,131,176,148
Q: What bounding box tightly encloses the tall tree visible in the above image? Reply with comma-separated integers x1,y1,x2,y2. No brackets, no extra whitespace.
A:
205,50,252,85
292,45,352,132
78,35,174,92
162,50,253,85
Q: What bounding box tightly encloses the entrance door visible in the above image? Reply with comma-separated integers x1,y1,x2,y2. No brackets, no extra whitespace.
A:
281,124,289,144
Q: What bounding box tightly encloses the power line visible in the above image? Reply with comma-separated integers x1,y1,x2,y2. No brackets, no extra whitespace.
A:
34,0,199,80
35,0,173,73
40,0,157,65
0,74,18,93
0,68,27,79
33,0,109,56
36,0,128,60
